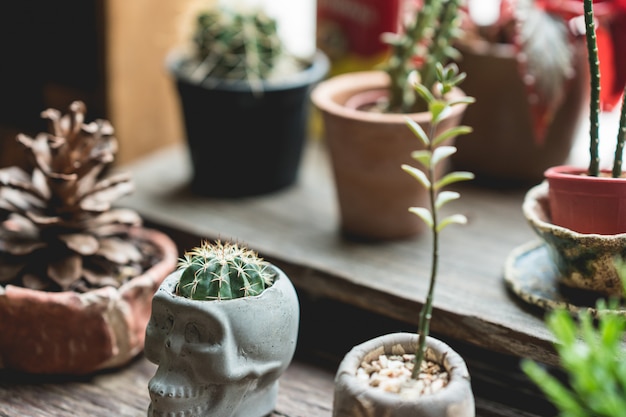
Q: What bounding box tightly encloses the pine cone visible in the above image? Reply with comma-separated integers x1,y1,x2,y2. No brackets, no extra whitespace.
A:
0,101,147,292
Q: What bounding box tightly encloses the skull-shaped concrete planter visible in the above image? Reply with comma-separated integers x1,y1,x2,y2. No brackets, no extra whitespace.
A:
144,264,299,417
333,333,475,417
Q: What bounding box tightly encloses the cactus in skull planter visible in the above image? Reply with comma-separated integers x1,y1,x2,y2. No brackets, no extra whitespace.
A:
176,240,275,300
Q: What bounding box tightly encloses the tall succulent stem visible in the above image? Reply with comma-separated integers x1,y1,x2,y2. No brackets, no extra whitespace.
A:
412,123,440,379
584,0,601,177
403,63,474,380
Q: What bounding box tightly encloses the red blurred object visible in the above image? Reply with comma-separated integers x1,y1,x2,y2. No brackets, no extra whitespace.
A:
537,0,626,111
545,165,626,234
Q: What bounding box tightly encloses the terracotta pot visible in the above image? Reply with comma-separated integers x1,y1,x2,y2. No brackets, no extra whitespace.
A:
168,50,329,197
145,265,299,417
452,39,588,185
523,181,626,297
545,165,626,235
333,332,475,417
0,227,178,375
311,71,468,240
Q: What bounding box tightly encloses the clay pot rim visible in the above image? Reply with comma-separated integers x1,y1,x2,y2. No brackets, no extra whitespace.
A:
336,332,472,406
0,226,179,302
523,180,626,239
311,70,467,125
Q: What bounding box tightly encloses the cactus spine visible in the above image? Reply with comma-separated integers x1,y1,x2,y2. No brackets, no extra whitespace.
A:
176,240,275,300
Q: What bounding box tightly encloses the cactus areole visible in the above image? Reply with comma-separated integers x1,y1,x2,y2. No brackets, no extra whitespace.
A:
176,240,275,300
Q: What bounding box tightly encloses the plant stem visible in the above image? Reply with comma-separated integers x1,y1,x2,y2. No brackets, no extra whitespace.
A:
584,0,601,176
612,87,626,178
413,122,439,378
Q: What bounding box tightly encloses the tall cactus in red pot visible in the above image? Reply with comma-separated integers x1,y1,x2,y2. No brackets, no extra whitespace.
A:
543,0,626,235
521,0,626,299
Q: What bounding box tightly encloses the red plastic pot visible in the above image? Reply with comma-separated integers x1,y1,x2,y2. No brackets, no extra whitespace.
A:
545,165,626,234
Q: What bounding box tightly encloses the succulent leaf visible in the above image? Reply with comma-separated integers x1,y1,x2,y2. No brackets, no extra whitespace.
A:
408,207,434,228
410,150,432,169
435,191,460,209
432,125,473,147
401,164,430,189
430,101,451,125
436,214,468,232
405,118,430,146
431,146,457,168
434,171,475,190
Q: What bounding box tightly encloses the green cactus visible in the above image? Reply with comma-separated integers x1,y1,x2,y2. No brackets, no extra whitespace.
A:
189,7,291,90
582,0,626,177
381,0,463,113
176,240,275,301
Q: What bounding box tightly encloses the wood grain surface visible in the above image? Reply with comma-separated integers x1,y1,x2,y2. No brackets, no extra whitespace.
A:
119,141,556,364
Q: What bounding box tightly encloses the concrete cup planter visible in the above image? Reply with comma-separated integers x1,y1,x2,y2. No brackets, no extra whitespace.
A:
145,264,300,417
333,332,475,417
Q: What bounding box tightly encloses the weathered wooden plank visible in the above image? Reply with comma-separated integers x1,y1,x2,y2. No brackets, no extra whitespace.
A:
118,142,556,364
0,356,335,417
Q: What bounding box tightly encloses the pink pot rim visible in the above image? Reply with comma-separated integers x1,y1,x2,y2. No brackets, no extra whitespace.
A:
544,165,626,182
544,165,626,196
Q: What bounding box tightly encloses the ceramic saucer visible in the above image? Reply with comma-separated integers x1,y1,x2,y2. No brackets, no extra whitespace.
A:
504,240,626,316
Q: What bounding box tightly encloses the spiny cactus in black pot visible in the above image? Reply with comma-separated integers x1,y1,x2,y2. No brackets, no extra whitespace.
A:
168,3,328,197
176,240,275,300
183,6,300,91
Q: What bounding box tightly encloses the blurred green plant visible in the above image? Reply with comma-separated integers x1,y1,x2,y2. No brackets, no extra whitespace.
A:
402,62,475,375
521,258,626,416
381,0,464,113
184,6,299,93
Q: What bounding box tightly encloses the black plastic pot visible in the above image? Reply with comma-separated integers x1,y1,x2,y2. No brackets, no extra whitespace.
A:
168,51,329,197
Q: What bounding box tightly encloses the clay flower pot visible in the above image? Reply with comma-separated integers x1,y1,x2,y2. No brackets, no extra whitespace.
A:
145,265,299,417
545,165,626,235
523,181,626,297
311,71,468,240
333,332,475,417
0,227,178,375
452,39,588,185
